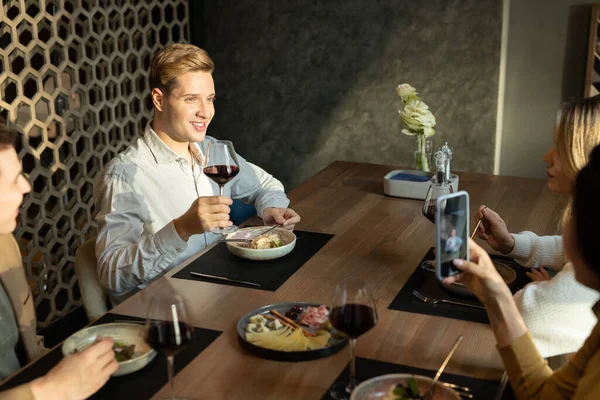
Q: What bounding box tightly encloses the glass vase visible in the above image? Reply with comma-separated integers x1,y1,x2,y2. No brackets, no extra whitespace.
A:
414,135,433,172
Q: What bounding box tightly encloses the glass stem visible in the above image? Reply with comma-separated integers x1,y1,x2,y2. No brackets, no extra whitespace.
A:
167,355,175,396
219,185,224,196
347,338,357,393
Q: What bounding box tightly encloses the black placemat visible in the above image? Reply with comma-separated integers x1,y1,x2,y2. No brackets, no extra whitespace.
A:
388,247,531,324
0,313,222,400
173,230,334,290
322,357,506,400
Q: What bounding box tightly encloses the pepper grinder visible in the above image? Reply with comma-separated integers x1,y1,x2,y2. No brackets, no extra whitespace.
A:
440,142,453,182
437,142,459,192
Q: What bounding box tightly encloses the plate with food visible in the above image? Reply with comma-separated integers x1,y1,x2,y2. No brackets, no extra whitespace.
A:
62,322,156,376
441,260,517,298
351,374,460,400
226,226,296,261
236,302,348,361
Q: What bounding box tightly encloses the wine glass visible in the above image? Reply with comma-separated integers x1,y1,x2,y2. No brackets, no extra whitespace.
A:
203,140,240,235
144,292,194,400
420,180,453,271
329,279,378,400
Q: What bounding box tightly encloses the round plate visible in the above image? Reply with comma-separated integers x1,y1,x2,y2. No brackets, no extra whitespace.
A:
236,302,348,361
62,323,156,377
442,260,518,298
350,374,460,400
226,227,296,261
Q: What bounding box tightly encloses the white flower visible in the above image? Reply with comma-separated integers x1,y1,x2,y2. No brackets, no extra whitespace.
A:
396,83,418,102
399,100,436,137
396,84,436,137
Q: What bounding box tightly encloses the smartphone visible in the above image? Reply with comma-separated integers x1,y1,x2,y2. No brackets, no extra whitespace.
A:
435,191,469,280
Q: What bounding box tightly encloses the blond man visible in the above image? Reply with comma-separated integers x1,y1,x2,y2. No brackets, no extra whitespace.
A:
94,44,300,304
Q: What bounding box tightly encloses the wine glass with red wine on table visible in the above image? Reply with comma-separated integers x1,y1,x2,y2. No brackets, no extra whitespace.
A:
144,292,194,400
203,140,240,235
420,178,453,272
329,279,378,400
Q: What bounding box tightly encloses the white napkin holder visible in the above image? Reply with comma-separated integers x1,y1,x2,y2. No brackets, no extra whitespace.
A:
383,170,459,200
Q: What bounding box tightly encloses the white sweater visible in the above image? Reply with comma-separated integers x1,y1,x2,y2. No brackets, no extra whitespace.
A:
509,232,599,357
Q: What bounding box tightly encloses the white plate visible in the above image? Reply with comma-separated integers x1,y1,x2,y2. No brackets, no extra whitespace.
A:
226,227,296,261
62,322,156,377
351,374,460,400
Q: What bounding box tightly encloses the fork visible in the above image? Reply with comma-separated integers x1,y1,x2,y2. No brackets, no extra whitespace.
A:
413,290,485,310
442,382,473,398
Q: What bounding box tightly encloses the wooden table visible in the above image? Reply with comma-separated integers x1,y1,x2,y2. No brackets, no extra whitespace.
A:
99,162,566,398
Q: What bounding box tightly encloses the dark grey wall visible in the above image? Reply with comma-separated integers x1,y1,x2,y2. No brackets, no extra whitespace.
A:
200,0,502,189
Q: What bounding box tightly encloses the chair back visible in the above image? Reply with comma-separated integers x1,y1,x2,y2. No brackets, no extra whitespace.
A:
75,237,108,321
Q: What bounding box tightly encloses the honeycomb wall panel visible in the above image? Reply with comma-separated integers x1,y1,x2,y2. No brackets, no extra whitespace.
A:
0,0,189,328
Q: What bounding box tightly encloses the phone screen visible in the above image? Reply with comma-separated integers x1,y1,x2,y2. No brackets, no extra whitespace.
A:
438,193,468,278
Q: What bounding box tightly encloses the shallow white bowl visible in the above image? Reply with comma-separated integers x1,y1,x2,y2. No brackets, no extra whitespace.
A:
226,227,296,261
351,374,460,400
62,322,156,377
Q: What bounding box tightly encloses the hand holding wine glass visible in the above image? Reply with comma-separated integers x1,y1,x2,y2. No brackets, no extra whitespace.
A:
203,140,240,235
144,291,194,400
329,279,378,400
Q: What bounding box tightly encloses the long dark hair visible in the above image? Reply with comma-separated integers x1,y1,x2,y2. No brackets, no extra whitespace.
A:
573,144,600,271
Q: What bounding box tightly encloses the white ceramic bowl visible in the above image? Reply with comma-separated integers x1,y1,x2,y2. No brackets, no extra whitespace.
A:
225,227,296,261
350,374,460,400
62,322,156,377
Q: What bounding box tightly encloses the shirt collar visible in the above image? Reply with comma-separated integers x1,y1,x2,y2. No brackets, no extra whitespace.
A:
142,123,188,165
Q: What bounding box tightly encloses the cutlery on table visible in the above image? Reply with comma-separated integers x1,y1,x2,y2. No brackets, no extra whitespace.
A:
217,238,253,243
471,206,487,239
424,335,464,400
412,289,485,310
217,224,282,244
190,271,261,287
442,382,473,399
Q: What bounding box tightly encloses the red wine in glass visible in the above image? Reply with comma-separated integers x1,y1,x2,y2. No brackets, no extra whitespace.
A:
419,181,453,272
203,165,240,186
330,304,377,338
329,280,378,400
204,140,241,235
422,200,436,224
145,321,194,357
144,292,193,400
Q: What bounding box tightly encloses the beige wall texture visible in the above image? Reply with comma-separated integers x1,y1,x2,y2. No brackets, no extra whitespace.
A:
498,0,591,178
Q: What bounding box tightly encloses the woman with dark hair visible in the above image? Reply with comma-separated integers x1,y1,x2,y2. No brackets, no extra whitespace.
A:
444,144,600,398
0,123,117,399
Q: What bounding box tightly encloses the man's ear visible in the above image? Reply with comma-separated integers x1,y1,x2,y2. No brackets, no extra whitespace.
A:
151,88,164,112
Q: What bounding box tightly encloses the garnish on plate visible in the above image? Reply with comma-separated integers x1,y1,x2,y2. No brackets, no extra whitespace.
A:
384,378,423,400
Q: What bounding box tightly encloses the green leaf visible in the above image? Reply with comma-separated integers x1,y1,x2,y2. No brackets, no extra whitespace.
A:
407,378,420,397
393,386,406,396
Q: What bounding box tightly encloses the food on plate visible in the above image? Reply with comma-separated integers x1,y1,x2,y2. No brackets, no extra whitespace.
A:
299,305,329,327
246,326,331,351
249,314,267,325
243,304,343,352
383,378,423,400
233,232,286,249
74,338,137,362
113,341,136,362
285,305,305,320
251,233,284,249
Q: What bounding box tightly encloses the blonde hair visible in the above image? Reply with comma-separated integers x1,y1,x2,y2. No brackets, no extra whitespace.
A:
555,95,600,184
555,95,600,228
149,44,215,94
